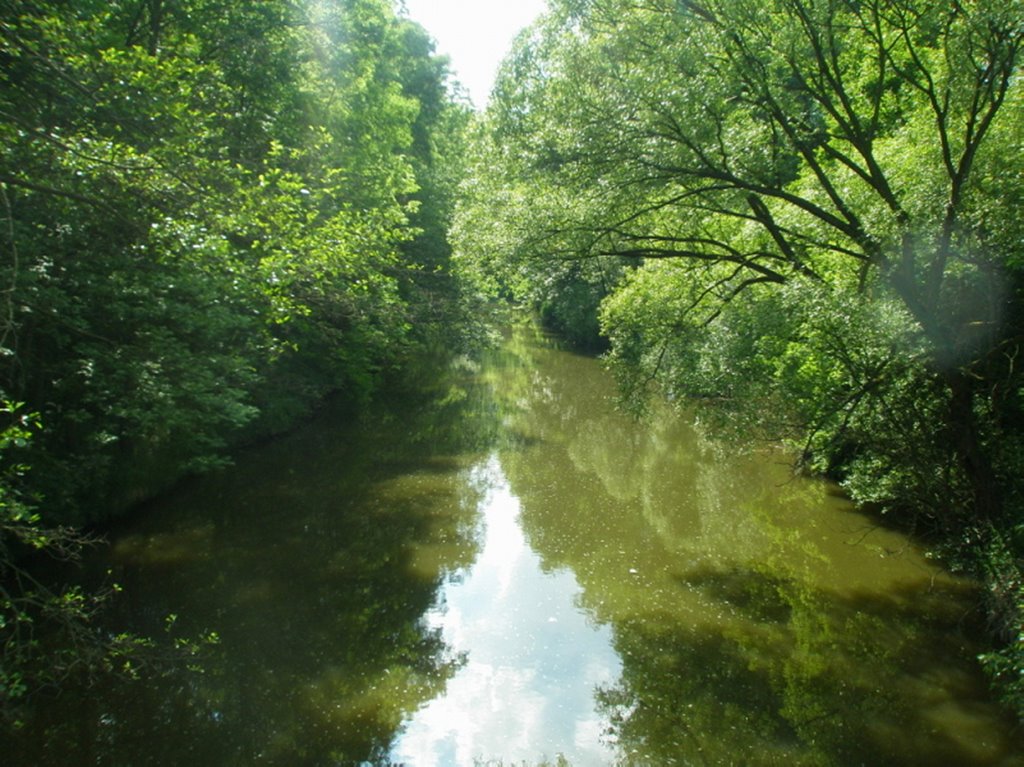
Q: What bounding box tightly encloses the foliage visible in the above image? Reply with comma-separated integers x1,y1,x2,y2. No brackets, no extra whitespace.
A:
0,403,219,722
976,524,1024,715
0,0,471,719
0,0,470,520
451,108,623,349
456,0,1024,715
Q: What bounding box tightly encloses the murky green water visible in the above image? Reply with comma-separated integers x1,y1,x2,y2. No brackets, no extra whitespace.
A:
8,321,1022,765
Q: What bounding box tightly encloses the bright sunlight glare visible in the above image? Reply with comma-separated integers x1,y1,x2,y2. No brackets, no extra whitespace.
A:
400,0,549,109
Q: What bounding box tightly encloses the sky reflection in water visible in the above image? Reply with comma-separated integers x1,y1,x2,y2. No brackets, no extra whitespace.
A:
392,455,621,766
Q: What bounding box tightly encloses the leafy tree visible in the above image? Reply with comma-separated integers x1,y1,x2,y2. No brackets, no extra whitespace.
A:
452,114,620,348
0,0,470,519
387,15,478,347
457,0,1024,712
463,0,1023,525
0,0,472,716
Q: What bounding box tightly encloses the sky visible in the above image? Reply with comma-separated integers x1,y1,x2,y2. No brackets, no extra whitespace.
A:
400,0,549,109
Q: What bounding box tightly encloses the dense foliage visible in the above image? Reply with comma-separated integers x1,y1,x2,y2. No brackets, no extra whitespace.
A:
454,0,1024,713
0,0,470,715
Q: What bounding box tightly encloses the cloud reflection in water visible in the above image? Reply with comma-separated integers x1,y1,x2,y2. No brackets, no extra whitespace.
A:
391,455,622,766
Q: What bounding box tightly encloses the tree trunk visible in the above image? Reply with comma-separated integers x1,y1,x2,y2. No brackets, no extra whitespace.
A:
147,0,164,57
945,368,1000,524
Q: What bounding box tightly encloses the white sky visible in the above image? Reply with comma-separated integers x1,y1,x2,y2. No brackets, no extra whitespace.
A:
400,0,549,109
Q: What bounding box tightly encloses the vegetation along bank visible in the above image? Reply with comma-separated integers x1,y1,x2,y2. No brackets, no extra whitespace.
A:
2,0,1023,731
452,0,1024,717
0,0,476,713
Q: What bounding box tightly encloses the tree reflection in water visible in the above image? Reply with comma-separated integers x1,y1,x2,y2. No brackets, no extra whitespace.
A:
6,322,1022,766
496,321,1022,766
6,365,494,766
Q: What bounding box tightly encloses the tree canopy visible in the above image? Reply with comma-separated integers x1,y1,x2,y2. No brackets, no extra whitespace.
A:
0,0,474,516
455,0,1024,710
0,0,471,713
459,0,1022,523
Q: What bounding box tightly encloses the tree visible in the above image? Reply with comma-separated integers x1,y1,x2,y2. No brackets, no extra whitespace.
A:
0,0,471,520
463,0,1023,527
0,0,472,716
457,0,1024,714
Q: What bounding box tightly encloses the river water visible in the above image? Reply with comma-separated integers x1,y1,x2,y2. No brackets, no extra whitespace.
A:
8,321,1022,765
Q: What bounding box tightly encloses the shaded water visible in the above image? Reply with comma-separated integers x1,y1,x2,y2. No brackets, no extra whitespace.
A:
7,321,1022,765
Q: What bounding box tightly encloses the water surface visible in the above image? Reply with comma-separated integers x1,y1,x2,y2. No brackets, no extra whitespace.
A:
7,321,1021,765
392,456,620,765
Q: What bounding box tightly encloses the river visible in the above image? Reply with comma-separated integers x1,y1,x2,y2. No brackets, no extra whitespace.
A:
7,321,1022,765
